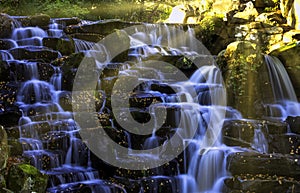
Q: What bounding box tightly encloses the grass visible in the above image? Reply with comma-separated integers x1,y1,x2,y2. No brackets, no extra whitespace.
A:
0,0,173,22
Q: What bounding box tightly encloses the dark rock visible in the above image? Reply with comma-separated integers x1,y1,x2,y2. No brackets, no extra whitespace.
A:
42,37,75,56
7,164,48,192
64,19,136,35
0,126,8,170
129,92,163,108
9,47,60,62
0,61,11,81
225,175,300,193
0,39,17,50
70,33,104,42
7,138,23,156
254,0,276,8
0,13,14,38
54,17,81,26
227,151,300,178
29,14,51,27
285,116,300,134
268,133,300,155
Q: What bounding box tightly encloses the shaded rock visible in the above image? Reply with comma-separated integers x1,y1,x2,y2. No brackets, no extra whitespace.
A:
29,14,50,27
0,126,8,170
268,133,300,155
254,0,276,8
7,164,48,192
9,47,60,62
64,19,137,35
0,39,17,50
54,17,81,26
0,13,14,38
285,116,300,134
0,61,11,81
225,175,300,193
227,151,300,178
42,37,75,56
70,33,104,42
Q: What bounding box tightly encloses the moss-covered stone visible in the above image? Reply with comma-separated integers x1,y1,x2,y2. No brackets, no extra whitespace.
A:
7,164,48,193
29,14,50,27
218,41,270,118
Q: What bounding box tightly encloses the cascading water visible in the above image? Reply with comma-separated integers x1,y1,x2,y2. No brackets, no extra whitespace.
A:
4,15,294,193
264,55,300,120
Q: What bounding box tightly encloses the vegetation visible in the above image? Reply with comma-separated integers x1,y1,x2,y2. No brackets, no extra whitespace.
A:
0,0,185,22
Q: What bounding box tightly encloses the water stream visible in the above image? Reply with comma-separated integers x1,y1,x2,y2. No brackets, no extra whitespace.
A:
1,16,299,193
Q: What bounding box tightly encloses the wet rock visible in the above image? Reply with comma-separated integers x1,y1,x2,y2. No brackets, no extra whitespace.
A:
54,17,81,26
9,47,60,62
71,33,104,43
0,39,17,50
7,163,48,192
227,151,300,178
0,13,14,38
0,126,8,170
129,92,163,108
29,14,50,27
64,19,136,35
268,133,300,155
7,139,23,156
285,116,300,134
0,61,11,81
42,37,75,56
224,175,300,193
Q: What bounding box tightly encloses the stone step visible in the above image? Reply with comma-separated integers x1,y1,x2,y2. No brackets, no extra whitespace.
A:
227,151,300,178
224,175,300,193
268,133,300,155
222,119,288,147
45,167,100,187
285,116,300,134
9,47,61,62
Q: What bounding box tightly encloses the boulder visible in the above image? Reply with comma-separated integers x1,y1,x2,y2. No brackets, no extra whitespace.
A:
218,41,270,118
225,175,300,193
9,47,60,62
227,151,300,178
230,2,259,24
7,164,48,192
268,133,300,155
0,13,14,38
29,14,50,27
285,116,300,134
42,37,75,56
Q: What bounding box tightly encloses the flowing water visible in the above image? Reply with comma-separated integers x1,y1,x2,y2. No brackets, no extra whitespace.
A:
1,17,299,193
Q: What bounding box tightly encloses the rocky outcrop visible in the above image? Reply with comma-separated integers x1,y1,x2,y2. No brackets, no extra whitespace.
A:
7,164,48,192
218,41,271,118
0,13,15,38
281,0,300,29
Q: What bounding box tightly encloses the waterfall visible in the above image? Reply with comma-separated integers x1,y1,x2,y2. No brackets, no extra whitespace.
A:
264,55,300,119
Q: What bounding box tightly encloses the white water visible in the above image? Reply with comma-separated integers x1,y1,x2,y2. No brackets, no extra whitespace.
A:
264,55,300,119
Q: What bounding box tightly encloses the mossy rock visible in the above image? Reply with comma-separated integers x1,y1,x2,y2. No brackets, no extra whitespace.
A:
29,14,50,27
0,126,8,170
7,164,48,193
42,37,75,56
0,13,14,38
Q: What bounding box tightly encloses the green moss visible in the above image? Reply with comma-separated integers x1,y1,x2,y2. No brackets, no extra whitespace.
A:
18,164,39,176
